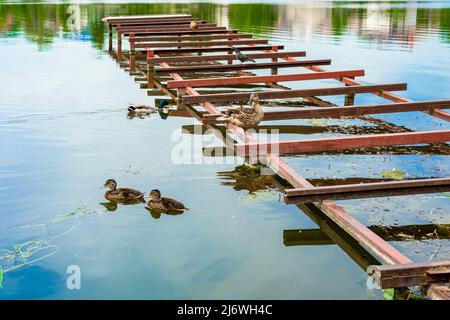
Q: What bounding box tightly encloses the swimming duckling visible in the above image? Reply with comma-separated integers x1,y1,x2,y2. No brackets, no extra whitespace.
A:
190,20,199,31
146,189,188,213
216,93,264,130
103,179,145,202
127,99,169,114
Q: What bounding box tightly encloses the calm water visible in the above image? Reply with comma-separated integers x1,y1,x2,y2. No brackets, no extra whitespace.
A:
1,1,449,299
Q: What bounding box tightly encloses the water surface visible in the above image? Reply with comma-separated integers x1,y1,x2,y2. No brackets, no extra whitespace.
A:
0,1,449,299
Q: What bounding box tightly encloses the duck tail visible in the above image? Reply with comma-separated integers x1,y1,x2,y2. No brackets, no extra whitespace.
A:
128,106,136,112
216,115,230,122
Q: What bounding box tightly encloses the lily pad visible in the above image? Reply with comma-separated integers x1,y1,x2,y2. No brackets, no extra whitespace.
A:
381,169,406,180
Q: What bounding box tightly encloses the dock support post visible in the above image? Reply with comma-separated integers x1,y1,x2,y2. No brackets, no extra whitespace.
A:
129,33,135,72
227,31,234,65
271,46,278,76
108,24,113,51
117,30,122,60
147,50,155,88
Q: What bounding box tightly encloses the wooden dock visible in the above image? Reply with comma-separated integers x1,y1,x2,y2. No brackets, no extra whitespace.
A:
103,14,450,300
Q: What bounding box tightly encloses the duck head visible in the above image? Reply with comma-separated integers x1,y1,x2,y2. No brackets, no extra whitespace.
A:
104,179,117,191
249,93,260,105
149,189,161,201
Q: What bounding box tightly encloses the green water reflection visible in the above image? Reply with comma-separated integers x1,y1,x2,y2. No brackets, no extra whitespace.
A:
1,2,450,50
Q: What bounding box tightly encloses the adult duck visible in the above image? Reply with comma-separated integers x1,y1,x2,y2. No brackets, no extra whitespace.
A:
216,93,263,130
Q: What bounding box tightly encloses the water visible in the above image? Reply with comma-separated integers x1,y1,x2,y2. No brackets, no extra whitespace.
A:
0,1,449,299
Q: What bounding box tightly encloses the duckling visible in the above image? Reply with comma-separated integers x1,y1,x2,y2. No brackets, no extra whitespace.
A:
146,189,188,213
103,179,145,202
216,93,264,130
127,99,169,114
190,20,199,31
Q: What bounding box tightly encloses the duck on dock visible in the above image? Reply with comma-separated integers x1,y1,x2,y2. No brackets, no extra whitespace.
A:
233,47,255,63
128,99,170,114
216,93,264,130
190,20,199,31
103,179,145,202
146,189,188,213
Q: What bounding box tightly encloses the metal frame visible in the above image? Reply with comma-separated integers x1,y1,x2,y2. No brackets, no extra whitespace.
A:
104,15,450,299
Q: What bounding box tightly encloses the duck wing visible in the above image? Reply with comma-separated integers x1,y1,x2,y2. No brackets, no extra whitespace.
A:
117,188,144,199
161,197,187,210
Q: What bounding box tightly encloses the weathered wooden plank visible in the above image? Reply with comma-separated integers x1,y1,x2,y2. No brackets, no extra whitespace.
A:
149,44,284,55
236,130,450,156
134,33,253,43
156,59,330,74
135,39,269,48
367,260,450,289
284,178,450,203
185,83,407,104
167,69,364,88
147,51,306,64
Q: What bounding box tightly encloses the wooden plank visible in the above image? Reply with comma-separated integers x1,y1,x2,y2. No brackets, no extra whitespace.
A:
134,34,254,42
367,261,450,289
184,83,407,104
156,59,331,74
150,45,284,55
168,69,365,88
147,51,306,64
236,130,450,156
284,178,450,203
135,39,269,48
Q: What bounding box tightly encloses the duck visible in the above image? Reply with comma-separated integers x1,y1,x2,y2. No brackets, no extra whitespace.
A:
190,20,199,31
127,99,170,113
103,179,145,202
216,93,264,130
146,189,188,213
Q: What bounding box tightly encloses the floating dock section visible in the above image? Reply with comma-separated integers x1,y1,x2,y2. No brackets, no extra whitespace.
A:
103,14,450,300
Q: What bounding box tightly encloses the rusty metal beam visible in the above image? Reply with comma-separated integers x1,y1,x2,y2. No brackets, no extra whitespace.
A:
284,178,450,203
367,261,450,289
203,99,450,124
147,51,306,64
167,69,364,88
148,45,284,55
156,59,331,74
122,29,238,36
237,130,450,156
117,23,218,32
134,34,253,43
184,83,407,104
135,39,268,48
